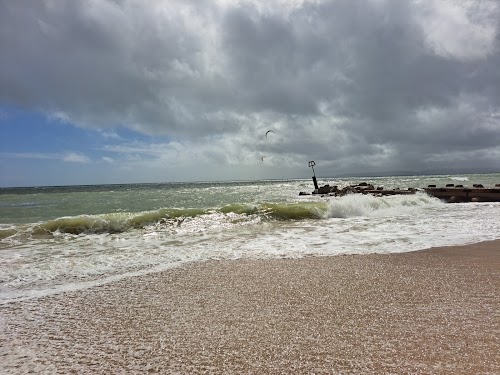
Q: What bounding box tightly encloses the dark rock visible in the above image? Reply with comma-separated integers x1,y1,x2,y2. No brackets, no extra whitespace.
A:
317,185,332,194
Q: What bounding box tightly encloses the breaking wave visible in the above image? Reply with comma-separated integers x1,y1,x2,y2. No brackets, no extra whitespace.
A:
18,203,327,237
3,193,440,238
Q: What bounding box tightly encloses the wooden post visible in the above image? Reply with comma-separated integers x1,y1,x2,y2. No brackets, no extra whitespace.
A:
309,161,319,191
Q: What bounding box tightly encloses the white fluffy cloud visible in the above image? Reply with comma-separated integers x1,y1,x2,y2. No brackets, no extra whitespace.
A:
417,0,498,61
63,152,91,163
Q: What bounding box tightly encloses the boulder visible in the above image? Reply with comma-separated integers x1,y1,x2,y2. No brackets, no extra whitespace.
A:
317,185,332,194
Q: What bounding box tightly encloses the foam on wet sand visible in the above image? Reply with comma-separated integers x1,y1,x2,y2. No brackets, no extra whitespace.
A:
1,241,499,373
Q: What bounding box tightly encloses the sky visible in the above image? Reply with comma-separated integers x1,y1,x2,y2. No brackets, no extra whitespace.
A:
1,0,500,187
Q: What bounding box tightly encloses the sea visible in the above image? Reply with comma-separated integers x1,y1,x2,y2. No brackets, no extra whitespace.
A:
1,173,500,305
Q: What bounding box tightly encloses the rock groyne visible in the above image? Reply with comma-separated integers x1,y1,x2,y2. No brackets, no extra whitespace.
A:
299,182,500,203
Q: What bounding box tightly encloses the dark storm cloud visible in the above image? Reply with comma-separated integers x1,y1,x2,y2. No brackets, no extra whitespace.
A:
1,0,500,176
0,0,230,135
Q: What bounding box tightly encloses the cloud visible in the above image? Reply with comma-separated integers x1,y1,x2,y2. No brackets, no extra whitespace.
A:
417,0,498,61
99,130,123,140
1,151,91,163
0,152,57,160
1,0,500,181
101,156,114,163
63,152,91,163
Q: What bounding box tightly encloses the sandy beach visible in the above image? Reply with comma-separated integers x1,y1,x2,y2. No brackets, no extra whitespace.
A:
1,240,499,374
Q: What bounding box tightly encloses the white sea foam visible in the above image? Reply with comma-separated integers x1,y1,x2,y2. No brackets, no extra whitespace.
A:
450,176,469,181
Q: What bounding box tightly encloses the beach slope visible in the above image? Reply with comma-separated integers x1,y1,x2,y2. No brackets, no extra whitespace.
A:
2,241,499,373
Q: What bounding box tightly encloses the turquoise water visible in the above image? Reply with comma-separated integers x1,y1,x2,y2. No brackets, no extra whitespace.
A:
0,181,299,224
2,173,499,225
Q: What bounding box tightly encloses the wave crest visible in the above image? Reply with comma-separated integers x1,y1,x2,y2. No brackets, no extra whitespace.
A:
326,192,441,218
4,194,441,238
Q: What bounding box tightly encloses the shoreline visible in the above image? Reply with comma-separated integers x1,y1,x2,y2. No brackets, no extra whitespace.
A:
2,240,499,373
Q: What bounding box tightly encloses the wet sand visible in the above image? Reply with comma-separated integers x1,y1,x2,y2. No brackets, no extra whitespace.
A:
1,240,500,374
